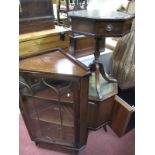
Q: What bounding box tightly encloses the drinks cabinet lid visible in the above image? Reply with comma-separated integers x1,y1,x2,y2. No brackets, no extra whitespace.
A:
19,48,90,77
68,10,134,21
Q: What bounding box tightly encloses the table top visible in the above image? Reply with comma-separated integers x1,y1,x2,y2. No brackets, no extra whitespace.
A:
19,49,89,78
68,10,134,21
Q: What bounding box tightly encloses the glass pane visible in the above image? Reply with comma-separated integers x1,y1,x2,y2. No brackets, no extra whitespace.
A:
20,77,75,147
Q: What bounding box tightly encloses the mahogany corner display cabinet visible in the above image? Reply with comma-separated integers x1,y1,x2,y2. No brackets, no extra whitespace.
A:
19,48,90,150
19,0,55,34
68,10,134,130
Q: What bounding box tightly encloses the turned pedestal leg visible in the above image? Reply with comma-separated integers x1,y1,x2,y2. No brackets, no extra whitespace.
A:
89,37,117,98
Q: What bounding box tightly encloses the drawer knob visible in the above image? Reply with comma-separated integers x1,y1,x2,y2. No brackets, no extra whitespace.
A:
106,24,113,32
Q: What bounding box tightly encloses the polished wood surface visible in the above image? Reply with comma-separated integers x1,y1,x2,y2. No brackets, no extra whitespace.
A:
110,95,134,137
79,76,89,146
20,77,89,149
68,10,134,132
19,48,90,150
68,10,134,97
69,34,105,58
68,10,134,37
20,49,89,77
88,96,115,130
87,71,118,130
69,10,134,20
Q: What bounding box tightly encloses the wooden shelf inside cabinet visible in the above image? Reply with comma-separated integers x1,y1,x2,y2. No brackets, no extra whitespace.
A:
19,48,90,150
33,115,75,146
21,80,74,127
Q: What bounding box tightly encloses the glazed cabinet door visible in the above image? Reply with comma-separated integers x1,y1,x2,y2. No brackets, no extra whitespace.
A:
20,77,76,147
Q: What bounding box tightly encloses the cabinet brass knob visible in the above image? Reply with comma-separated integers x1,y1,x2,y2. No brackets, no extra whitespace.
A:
106,24,113,32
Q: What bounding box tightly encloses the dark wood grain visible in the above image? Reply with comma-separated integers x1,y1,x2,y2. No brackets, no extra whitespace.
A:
19,0,55,34
20,48,90,78
110,95,134,137
68,10,134,97
79,76,89,146
88,96,115,130
69,10,134,37
69,34,105,58
19,48,90,150
20,18,55,34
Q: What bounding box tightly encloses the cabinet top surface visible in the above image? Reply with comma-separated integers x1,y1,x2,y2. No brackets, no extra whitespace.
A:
19,49,89,77
68,10,134,21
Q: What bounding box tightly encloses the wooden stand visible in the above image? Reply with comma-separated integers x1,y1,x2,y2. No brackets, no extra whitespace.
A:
68,10,134,96
69,10,134,129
